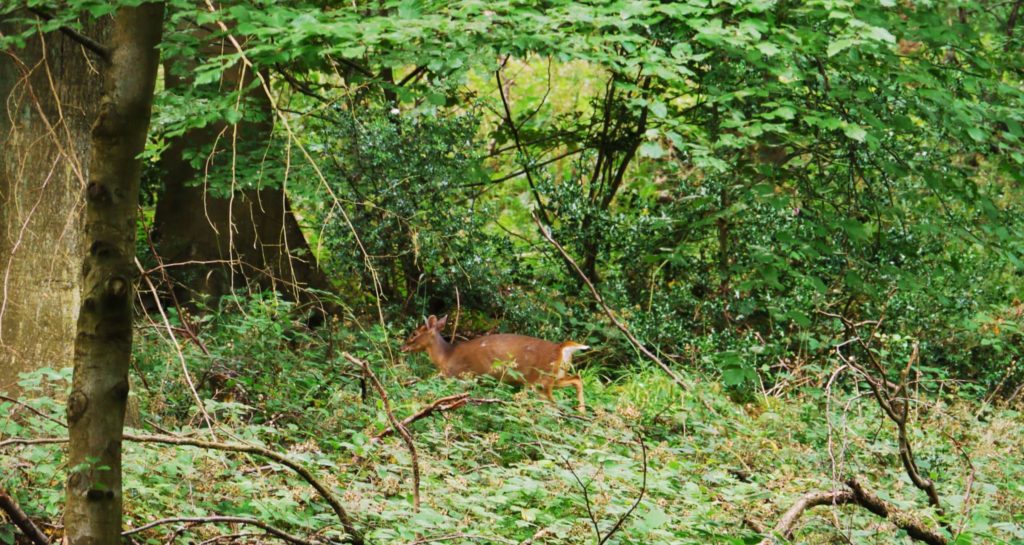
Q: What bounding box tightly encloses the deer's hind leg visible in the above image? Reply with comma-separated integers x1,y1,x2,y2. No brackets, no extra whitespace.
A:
555,376,585,413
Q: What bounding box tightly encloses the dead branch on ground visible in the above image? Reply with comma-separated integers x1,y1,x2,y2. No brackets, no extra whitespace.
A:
370,392,504,443
122,515,316,545
757,478,948,545
0,433,363,545
344,352,421,511
0,491,50,545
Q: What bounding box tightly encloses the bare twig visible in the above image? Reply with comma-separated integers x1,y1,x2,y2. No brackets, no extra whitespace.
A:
461,148,584,188
123,515,315,545
532,213,688,392
26,8,110,61
451,285,461,341
562,456,601,540
136,257,217,433
410,533,516,545
827,310,946,520
397,65,428,87
343,352,421,511
564,432,648,545
0,491,50,545
0,437,68,449
0,395,66,429
496,67,551,226
597,434,647,545
940,431,977,540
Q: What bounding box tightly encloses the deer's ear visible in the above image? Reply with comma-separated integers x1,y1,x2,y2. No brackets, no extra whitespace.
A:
427,315,437,328
436,315,448,329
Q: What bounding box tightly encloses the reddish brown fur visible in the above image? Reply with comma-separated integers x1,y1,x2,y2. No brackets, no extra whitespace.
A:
401,315,587,412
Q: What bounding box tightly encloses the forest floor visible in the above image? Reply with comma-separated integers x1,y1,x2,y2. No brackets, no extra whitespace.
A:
3,326,1024,545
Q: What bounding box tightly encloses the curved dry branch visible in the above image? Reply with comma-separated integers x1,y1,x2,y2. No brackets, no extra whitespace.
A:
369,393,503,443
0,491,50,545
756,490,853,545
845,478,947,545
757,479,948,545
123,515,315,545
0,434,364,545
532,213,688,392
344,352,420,511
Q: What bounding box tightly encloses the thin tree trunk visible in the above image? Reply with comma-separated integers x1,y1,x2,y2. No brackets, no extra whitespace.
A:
65,5,162,545
0,16,106,393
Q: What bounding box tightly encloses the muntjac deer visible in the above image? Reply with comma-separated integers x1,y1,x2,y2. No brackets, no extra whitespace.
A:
400,315,589,413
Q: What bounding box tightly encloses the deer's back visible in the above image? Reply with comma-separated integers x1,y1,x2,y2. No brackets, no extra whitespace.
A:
448,334,562,384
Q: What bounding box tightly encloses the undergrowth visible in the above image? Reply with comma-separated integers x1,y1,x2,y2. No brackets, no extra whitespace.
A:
3,302,1023,545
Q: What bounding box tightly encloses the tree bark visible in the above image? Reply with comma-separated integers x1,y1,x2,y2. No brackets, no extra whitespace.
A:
151,27,332,314
0,16,106,393
64,5,162,545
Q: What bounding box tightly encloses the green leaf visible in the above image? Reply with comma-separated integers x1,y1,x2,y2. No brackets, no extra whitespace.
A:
223,109,243,125
635,505,670,532
827,38,857,57
967,127,987,142
639,141,666,158
426,92,447,106
843,123,867,142
766,106,796,120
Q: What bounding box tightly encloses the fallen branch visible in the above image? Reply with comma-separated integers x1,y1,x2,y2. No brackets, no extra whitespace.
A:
344,352,421,511
757,479,948,545
370,393,504,443
410,533,516,545
533,213,688,392
846,478,947,545
0,434,363,545
756,490,853,545
0,491,50,545
0,437,67,449
123,515,314,545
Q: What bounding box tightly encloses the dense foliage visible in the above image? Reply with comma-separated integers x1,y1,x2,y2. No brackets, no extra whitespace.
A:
2,0,1024,544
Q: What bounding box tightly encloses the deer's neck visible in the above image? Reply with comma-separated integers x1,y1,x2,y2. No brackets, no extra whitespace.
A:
426,330,455,372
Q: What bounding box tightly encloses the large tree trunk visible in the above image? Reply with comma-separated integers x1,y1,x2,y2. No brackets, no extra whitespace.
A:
0,17,106,393
64,5,162,544
151,28,332,315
